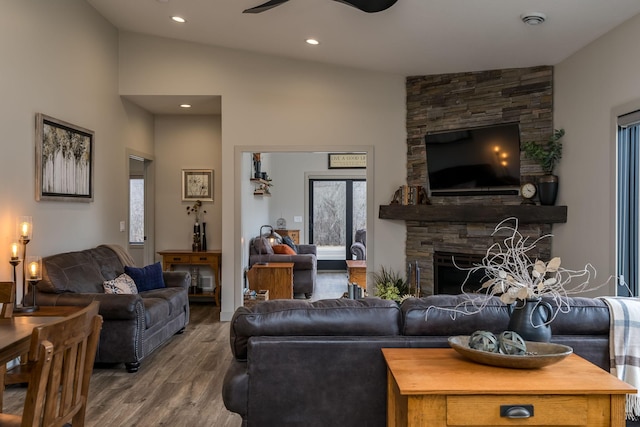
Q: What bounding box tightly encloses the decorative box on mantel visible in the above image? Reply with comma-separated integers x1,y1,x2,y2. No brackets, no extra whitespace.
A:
378,204,567,296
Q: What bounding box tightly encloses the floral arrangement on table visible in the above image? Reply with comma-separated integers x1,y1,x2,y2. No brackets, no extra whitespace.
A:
373,266,412,303
186,200,207,224
437,217,609,323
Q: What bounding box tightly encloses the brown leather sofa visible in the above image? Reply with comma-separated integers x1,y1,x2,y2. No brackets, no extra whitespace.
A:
223,295,612,427
28,245,190,373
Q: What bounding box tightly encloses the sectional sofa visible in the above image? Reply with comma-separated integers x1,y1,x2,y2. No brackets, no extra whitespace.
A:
222,295,612,427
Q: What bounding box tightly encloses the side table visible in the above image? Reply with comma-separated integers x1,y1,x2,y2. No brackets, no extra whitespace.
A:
382,348,636,427
247,262,294,300
158,250,221,306
346,260,366,287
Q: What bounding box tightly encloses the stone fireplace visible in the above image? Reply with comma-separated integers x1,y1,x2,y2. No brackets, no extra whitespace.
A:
397,65,558,295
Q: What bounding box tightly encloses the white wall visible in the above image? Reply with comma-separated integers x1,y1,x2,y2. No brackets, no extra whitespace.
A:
554,13,640,295
118,32,407,320
154,115,222,254
0,1,149,301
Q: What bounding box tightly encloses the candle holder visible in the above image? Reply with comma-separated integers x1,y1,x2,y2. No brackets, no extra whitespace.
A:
20,256,41,313
16,216,32,312
9,249,22,311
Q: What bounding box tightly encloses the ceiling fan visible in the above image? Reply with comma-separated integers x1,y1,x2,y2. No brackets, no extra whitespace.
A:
243,0,398,14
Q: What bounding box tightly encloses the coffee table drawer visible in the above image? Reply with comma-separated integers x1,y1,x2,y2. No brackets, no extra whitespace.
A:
447,395,588,426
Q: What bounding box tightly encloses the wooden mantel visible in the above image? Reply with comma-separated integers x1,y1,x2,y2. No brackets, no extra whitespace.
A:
378,204,567,224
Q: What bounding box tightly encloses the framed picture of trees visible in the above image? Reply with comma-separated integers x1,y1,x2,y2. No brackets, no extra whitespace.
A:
35,113,94,202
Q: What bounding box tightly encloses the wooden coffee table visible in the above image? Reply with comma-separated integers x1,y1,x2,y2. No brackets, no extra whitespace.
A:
382,348,636,427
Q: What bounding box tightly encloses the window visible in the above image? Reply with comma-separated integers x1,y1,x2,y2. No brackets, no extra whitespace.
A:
309,178,366,270
129,178,144,244
617,111,640,296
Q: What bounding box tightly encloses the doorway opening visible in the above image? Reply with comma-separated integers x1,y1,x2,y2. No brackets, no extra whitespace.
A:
128,153,154,266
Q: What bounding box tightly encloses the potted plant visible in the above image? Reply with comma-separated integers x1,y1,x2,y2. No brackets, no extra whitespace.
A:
522,128,564,205
372,266,411,303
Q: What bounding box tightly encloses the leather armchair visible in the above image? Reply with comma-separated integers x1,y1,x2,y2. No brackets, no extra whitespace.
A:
350,229,366,260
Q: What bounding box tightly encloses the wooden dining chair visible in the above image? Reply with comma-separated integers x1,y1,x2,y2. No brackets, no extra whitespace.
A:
0,282,15,319
0,301,102,427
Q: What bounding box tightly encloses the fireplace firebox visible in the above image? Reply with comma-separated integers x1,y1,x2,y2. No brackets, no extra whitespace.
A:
433,251,487,295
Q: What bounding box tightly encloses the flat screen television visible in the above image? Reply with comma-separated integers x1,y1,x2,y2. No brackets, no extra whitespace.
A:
424,123,521,195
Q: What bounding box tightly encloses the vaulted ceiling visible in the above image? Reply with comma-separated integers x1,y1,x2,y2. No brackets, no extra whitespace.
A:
89,0,640,76
87,0,640,115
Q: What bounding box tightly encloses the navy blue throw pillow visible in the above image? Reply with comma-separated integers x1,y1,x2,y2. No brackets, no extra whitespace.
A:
124,262,165,292
282,236,298,254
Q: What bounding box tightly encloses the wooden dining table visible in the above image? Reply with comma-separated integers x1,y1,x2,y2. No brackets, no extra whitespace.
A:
0,307,78,411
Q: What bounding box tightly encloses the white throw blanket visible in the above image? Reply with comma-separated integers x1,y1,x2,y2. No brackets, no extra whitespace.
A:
600,296,640,420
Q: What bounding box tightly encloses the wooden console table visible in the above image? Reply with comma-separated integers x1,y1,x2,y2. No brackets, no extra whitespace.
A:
158,250,221,306
247,262,294,300
382,348,635,427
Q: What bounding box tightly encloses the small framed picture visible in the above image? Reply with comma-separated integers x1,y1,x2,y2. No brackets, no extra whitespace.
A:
35,113,94,202
182,169,214,202
328,153,367,169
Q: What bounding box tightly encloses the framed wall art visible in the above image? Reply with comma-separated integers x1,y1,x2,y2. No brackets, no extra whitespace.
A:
35,113,94,202
182,169,214,202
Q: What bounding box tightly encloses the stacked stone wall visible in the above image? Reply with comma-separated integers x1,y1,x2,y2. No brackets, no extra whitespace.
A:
403,66,554,294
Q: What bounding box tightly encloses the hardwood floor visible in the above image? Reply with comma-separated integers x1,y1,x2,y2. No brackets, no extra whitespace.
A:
2,303,242,427
1,275,348,426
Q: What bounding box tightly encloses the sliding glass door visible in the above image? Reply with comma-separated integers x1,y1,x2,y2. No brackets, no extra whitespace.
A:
309,179,366,270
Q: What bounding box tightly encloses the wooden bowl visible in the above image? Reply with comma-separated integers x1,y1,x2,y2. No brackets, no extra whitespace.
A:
448,335,573,369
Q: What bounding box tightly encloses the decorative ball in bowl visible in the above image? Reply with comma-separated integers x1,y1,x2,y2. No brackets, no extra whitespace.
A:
448,335,573,369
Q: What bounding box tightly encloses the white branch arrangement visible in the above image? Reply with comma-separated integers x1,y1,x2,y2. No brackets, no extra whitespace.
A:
427,217,610,324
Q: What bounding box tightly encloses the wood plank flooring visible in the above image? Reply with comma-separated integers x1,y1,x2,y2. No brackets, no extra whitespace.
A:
2,303,242,427
1,274,347,426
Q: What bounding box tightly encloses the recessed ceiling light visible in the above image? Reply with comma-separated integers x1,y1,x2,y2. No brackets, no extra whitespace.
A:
306,39,320,45
171,16,186,23
180,104,192,108
521,12,546,25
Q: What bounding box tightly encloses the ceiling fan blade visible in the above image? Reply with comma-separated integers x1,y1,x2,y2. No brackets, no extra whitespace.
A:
243,0,290,14
333,0,398,13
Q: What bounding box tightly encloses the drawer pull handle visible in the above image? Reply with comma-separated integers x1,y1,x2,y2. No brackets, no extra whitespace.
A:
172,257,181,261
198,257,207,261
500,405,533,419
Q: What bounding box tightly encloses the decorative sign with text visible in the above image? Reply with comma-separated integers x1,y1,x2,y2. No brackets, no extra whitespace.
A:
328,153,367,169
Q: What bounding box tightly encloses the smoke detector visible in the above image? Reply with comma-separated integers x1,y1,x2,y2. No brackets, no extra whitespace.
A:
521,12,546,25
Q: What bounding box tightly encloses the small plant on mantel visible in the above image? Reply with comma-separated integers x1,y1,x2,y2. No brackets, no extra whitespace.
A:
522,128,564,175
